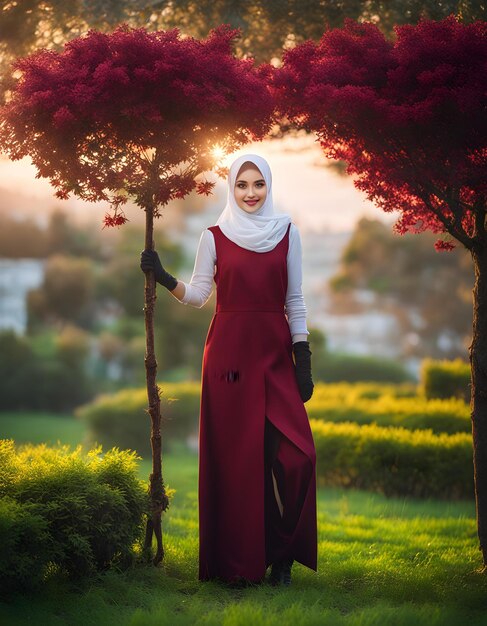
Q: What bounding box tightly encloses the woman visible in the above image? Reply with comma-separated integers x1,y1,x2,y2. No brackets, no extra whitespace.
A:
140,153,317,588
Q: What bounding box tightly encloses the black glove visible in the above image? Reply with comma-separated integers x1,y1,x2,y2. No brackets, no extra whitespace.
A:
292,341,314,402
140,249,178,291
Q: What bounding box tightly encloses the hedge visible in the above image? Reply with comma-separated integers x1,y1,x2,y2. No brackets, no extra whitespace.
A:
75,382,201,456
311,420,473,499
420,358,471,401
307,395,470,435
313,351,414,383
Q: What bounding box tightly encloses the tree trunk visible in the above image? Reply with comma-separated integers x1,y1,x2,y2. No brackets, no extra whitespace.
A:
142,204,169,565
470,243,487,570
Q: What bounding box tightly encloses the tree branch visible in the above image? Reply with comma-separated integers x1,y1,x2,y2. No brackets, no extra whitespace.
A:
417,190,474,250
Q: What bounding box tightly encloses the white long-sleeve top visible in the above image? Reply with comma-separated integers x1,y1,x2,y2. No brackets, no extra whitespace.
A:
172,223,310,344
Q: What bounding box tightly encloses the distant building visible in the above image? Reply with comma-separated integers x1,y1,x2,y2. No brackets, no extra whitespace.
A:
0,259,45,334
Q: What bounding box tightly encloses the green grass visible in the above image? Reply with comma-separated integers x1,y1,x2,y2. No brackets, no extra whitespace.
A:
1,412,486,626
0,411,86,448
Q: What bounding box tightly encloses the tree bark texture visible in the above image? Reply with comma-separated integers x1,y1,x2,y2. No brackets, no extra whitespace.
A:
142,205,170,565
470,243,487,569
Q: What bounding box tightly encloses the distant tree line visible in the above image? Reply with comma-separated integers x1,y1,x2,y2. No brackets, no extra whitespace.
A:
330,217,473,360
0,210,103,259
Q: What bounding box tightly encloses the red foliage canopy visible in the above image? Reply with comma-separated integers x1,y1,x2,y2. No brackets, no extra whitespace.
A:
272,15,487,251
0,23,274,226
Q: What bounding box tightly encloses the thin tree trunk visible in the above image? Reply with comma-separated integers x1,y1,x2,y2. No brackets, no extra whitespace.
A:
142,204,169,565
470,242,487,570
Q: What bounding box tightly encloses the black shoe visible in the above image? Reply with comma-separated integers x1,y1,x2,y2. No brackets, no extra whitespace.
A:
280,558,294,586
268,561,283,586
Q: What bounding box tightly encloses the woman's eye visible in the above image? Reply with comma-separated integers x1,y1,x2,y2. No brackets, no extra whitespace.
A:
236,182,265,189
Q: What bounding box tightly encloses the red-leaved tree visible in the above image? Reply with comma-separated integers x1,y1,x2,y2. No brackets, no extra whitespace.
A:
272,14,487,565
0,23,275,565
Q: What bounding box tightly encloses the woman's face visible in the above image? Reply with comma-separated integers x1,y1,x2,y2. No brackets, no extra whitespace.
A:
233,163,267,213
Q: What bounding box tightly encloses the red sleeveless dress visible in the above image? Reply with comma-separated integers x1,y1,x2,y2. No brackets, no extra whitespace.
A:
198,222,317,583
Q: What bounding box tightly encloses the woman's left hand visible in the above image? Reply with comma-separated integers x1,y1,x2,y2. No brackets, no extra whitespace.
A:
292,341,314,402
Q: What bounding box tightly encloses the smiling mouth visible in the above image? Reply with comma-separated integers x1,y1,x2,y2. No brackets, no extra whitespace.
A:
245,200,258,205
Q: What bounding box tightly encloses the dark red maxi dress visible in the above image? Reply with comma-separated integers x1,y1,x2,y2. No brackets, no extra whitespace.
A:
198,222,317,583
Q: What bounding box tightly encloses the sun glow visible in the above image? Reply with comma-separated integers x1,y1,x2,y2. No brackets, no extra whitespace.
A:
211,144,226,161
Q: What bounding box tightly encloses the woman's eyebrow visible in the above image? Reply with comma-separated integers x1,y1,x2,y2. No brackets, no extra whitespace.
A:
236,178,265,184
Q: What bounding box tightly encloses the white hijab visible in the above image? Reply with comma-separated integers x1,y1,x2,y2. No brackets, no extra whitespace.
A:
215,153,292,253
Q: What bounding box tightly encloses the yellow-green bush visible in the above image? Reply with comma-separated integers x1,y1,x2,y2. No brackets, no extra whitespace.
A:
309,381,418,402
0,439,156,594
311,420,473,499
307,394,470,435
420,358,471,401
75,382,201,456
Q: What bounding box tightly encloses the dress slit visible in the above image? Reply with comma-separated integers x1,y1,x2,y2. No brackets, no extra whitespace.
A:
264,413,314,566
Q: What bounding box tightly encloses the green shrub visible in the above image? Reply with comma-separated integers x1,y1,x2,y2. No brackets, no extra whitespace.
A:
0,496,51,595
0,439,157,594
311,420,473,499
314,352,414,383
0,329,94,412
76,383,201,455
420,358,471,401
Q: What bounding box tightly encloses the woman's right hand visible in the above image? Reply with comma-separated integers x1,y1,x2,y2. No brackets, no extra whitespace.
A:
140,249,178,291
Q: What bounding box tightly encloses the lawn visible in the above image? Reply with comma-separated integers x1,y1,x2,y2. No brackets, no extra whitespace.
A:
1,411,486,626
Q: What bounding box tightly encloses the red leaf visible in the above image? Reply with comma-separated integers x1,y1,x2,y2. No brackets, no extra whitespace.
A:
434,239,456,251
102,212,129,228
196,180,216,196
